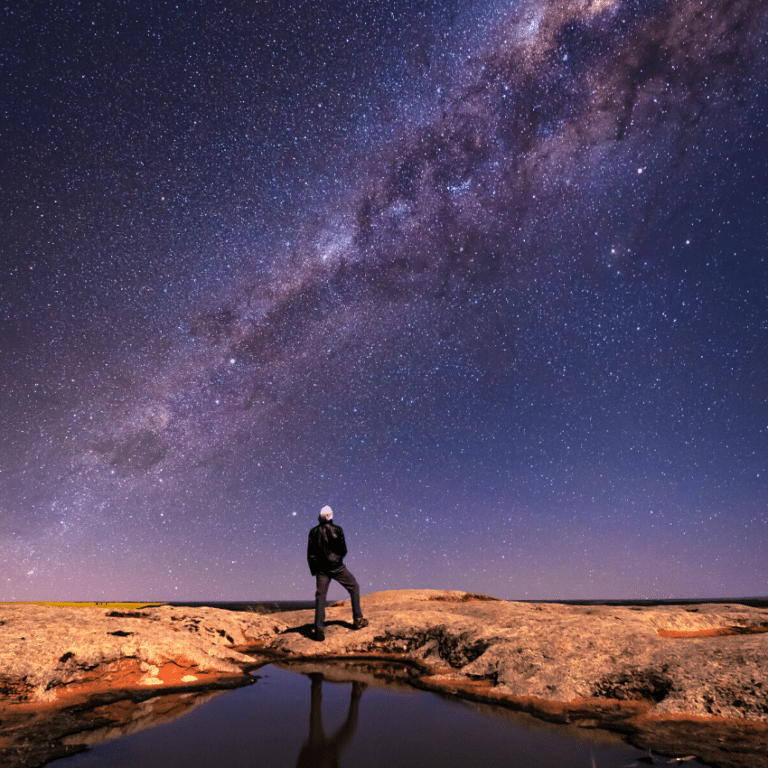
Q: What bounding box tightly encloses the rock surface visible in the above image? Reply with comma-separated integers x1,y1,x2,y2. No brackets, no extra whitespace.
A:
0,602,279,702
2,590,768,768
276,590,768,720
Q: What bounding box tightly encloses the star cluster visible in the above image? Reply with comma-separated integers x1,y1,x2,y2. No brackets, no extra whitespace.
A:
1,0,766,600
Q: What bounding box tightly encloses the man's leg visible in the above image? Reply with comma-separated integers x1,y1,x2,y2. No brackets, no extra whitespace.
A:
314,573,331,636
330,566,364,622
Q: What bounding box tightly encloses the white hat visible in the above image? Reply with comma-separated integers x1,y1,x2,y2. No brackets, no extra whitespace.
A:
319,505,333,521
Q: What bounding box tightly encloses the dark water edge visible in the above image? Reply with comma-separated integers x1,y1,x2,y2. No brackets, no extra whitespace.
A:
46,661,710,768
169,596,768,614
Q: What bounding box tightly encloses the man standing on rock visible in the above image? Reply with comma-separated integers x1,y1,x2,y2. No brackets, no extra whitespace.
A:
307,505,368,641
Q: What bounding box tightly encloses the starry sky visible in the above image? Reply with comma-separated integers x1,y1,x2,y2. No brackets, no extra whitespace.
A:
1,0,767,602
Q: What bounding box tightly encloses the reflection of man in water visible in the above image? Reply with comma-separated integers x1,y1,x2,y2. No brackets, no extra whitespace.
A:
307,505,368,641
296,673,365,768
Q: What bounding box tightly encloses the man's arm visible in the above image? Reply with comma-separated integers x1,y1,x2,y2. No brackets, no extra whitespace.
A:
307,529,318,574
335,526,348,559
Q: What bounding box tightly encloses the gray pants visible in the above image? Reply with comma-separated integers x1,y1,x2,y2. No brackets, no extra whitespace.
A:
314,565,362,632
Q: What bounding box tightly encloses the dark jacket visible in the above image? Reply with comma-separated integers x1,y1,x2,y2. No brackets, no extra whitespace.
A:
307,521,348,575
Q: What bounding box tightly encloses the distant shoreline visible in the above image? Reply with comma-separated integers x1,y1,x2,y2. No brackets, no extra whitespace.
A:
4,596,766,613
169,596,768,613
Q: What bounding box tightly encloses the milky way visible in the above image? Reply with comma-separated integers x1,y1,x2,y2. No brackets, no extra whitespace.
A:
1,0,766,600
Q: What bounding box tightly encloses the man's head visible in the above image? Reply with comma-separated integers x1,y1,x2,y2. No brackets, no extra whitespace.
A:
319,505,334,523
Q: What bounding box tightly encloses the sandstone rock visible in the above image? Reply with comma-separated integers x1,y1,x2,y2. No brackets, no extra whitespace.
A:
0,602,285,709
271,591,768,716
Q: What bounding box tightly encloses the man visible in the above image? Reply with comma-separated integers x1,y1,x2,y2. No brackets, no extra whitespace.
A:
307,505,368,641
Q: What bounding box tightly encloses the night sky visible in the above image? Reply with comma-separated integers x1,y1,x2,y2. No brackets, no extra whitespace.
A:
2,0,766,602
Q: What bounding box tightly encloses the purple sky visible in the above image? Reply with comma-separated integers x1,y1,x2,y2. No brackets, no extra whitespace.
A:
1,0,766,601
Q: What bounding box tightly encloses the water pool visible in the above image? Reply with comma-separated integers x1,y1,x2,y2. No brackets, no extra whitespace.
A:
49,661,705,768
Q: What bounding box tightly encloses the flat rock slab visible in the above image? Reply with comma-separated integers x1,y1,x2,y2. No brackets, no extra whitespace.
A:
0,602,281,702
2,590,768,768
275,590,768,721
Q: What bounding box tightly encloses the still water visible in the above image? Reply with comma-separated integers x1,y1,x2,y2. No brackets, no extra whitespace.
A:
49,661,705,768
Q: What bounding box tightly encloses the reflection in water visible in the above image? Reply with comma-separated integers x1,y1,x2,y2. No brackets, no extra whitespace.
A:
49,663,709,768
61,689,228,749
296,673,365,768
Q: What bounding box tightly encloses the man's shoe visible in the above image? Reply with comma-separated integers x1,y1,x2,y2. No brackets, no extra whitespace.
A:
352,617,369,630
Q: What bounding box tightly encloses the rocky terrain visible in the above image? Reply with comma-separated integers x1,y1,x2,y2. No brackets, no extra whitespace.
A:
2,590,767,768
